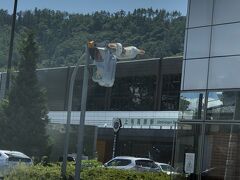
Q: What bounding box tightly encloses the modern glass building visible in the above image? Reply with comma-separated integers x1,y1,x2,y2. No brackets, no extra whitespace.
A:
0,57,182,162
175,0,240,179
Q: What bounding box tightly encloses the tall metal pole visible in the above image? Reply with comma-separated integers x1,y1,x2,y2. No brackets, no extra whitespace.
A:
75,45,90,180
112,132,117,158
5,0,18,96
61,53,86,177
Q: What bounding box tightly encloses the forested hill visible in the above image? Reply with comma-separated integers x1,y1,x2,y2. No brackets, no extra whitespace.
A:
0,8,186,69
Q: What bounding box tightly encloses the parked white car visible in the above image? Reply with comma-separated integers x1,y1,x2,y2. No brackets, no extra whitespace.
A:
104,156,160,172
155,162,179,175
0,150,32,177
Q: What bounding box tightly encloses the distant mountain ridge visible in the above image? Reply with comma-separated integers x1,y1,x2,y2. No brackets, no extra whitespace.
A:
0,8,185,69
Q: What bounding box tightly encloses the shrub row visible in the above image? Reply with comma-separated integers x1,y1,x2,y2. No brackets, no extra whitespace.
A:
5,160,185,180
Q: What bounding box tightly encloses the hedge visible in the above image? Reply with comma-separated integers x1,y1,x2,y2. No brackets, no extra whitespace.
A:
5,160,186,180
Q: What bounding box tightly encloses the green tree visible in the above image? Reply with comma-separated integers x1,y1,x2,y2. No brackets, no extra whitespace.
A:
5,31,49,157
0,99,9,146
0,8,186,68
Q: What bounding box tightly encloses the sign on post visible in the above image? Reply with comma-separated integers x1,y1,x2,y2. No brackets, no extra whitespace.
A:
184,153,195,174
113,118,122,133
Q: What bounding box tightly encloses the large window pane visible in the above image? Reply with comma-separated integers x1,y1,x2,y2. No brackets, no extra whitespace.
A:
208,56,240,89
37,67,69,110
174,123,202,177
110,76,156,111
207,91,240,120
188,0,213,28
186,27,211,59
207,92,234,120
87,81,106,111
108,59,157,111
183,59,208,90
211,23,240,57
179,92,205,120
202,124,240,180
213,0,240,25
160,74,181,111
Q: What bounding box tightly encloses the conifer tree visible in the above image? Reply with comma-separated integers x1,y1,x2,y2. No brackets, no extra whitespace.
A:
5,31,49,157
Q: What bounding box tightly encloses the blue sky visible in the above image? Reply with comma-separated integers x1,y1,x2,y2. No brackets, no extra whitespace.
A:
1,0,188,15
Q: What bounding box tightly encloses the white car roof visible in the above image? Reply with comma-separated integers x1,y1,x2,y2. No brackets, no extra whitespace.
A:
113,156,154,161
0,150,30,159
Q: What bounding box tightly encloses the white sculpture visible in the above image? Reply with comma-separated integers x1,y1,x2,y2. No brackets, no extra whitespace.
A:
92,43,145,87
108,43,145,60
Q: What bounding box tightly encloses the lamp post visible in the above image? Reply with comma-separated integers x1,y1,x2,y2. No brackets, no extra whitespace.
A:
62,41,143,179
5,0,18,96
74,43,91,180
61,52,86,177
112,118,122,158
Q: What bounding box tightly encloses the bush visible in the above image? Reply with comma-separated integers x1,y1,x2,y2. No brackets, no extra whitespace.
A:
5,160,184,180
81,168,170,180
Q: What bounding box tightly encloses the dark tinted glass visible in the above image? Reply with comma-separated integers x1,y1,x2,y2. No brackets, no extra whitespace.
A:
108,159,131,166
110,76,156,111
8,156,31,163
207,91,240,120
202,124,240,179
33,58,182,111
174,123,202,175
37,67,69,110
136,160,157,168
87,81,106,111
160,74,181,111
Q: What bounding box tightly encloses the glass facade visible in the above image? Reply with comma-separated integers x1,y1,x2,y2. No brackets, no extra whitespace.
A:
207,91,240,121
184,59,208,90
8,58,181,112
176,91,240,179
174,123,202,176
211,23,240,57
179,92,205,120
186,27,211,59
202,124,240,180
177,0,240,179
0,58,182,112
160,74,181,111
109,76,156,111
37,67,70,110
208,57,240,89
213,0,240,24
188,0,213,28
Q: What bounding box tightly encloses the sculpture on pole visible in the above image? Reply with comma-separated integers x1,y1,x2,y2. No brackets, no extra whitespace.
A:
92,42,145,87
61,41,145,179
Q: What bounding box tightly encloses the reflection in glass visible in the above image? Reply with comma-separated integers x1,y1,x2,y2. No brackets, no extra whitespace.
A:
202,124,240,180
110,76,156,111
207,92,234,120
87,81,106,111
37,67,69,110
174,123,202,177
207,91,240,120
179,92,205,120
161,74,181,111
